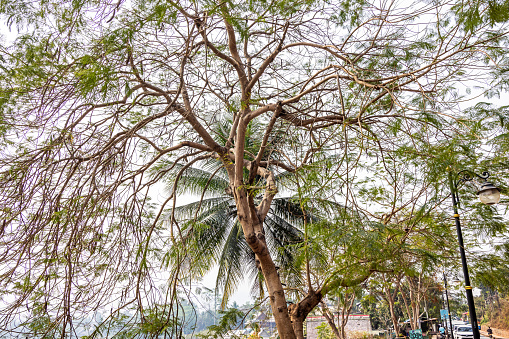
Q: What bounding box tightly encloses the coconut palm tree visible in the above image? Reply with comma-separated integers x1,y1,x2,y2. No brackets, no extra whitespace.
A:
159,119,352,309
158,119,324,307
164,160,310,308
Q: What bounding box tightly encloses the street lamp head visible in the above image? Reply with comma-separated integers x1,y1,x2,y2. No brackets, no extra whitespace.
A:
477,181,501,205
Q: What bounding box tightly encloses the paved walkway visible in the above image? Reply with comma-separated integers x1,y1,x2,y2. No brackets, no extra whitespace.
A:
480,330,509,339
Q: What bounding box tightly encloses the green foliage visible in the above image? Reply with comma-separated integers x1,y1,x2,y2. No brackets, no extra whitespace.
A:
138,306,177,335
197,308,245,339
474,242,509,293
453,0,509,32
360,294,392,330
1,0,509,337
316,322,335,339
331,0,367,27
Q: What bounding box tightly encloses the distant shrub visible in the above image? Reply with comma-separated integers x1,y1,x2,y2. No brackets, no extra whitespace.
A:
348,330,373,339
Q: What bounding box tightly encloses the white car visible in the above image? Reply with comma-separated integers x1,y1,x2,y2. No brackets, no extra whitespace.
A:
455,325,474,339
450,321,466,332
451,322,467,336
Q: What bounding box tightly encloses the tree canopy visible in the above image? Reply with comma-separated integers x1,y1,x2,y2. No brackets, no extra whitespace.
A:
1,0,509,338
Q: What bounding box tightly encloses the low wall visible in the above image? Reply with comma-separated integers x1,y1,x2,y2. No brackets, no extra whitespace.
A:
306,314,372,339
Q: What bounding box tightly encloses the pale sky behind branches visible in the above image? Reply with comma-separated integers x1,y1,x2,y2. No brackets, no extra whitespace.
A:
0,5,507,314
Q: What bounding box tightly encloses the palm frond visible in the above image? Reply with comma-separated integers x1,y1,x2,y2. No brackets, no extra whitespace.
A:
169,197,233,221
270,197,308,225
216,221,253,309
184,212,236,267
250,269,265,301
158,162,229,197
264,214,303,274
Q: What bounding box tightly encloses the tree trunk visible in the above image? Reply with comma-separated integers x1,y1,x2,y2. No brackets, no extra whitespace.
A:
232,185,296,337
288,291,323,339
243,219,296,339
400,289,412,330
409,287,418,330
292,318,305,339
227,124,297,339
323,309,342,339
258,247,296,339
382,281,402,337
338,291,356,339
387,296,400,337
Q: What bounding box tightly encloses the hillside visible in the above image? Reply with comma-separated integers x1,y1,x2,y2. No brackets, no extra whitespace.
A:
487,297,509,337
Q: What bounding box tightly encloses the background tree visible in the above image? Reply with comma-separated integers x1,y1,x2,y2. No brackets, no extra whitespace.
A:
320,286,363,339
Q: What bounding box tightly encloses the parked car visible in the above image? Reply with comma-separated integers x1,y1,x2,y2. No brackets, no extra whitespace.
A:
451,321,467,335
454,326,474,339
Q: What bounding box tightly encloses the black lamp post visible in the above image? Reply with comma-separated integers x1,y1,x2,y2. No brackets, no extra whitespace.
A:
447,169,501,339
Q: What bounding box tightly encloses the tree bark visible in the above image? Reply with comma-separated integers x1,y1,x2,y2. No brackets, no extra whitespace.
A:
339,291,357,339
226,111,297,338
288,291,323,339
322,305,342,339
400,288,412,331
387,293,400,337
256,241,296,339
235,197,296,338
381,273,404,337
292,318,305,339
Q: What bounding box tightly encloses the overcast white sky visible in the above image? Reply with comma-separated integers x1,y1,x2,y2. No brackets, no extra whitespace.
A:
1,8,507,314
